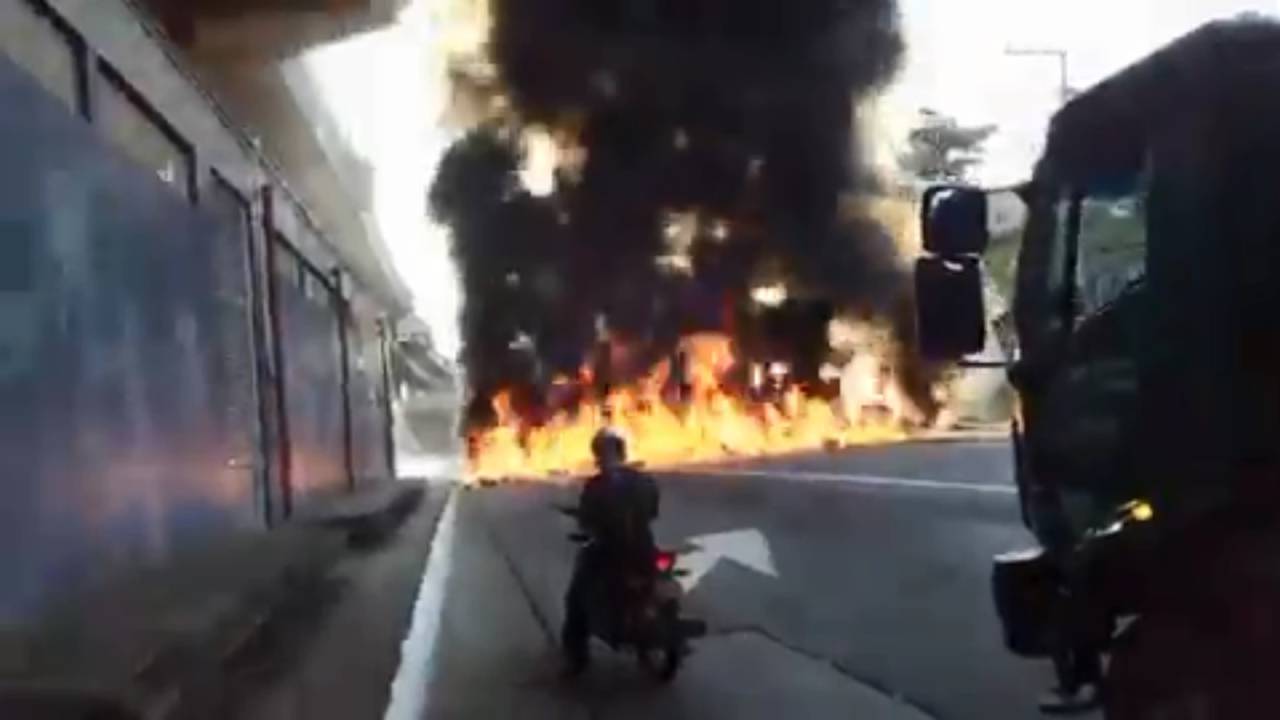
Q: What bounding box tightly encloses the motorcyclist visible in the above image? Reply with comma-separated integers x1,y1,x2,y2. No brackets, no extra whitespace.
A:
561,428,660,674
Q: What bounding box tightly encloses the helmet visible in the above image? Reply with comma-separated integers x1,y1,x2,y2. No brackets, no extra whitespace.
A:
590,427,627,465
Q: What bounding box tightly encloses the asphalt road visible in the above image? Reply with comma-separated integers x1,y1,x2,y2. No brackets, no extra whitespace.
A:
420,440,1062,720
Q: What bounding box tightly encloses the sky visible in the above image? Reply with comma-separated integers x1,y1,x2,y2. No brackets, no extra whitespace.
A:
300,0,1280,357
299,1,464,356
884,0,1280,183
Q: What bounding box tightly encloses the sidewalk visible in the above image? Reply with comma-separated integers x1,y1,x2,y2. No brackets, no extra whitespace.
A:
227,482,453,720
0,477,443,720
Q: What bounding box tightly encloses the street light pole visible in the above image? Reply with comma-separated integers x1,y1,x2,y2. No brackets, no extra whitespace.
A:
1005,47,1071,105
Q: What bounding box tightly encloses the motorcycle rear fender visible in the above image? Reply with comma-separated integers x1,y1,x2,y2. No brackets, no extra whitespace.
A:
654,577,684,602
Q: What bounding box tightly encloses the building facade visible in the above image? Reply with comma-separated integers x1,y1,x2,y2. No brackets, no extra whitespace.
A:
0,0,433,620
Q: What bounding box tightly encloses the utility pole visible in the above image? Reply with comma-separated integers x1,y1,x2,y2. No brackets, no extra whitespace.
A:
1005,47,1072,105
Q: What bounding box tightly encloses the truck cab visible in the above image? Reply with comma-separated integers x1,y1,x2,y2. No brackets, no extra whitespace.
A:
915,19,1280,715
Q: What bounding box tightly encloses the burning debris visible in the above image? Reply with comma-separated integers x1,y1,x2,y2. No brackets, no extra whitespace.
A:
430,0,942,479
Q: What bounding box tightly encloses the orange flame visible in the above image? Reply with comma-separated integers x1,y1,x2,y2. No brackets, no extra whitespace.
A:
467,332,908,481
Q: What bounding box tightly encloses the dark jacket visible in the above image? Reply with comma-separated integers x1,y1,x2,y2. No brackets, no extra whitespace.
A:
577,465,660,559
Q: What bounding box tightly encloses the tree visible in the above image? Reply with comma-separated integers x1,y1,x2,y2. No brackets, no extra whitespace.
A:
898,109,996,183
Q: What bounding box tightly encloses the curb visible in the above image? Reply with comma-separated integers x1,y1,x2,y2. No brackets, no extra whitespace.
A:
0,482,430,720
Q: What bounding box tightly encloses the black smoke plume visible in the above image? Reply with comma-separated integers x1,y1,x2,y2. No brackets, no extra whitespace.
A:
430,0,921,427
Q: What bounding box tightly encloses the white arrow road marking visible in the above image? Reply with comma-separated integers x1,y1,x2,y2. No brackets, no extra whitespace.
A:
678,528,778,592
665,468,1017,495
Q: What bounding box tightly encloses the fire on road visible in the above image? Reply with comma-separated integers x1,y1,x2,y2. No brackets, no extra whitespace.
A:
467,332,914,481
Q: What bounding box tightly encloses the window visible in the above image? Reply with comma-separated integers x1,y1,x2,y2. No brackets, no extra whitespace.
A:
1075,192,1146,315
96,62,193,198
1034,172,1148,328
0,0,82,113
1065,167,1149,321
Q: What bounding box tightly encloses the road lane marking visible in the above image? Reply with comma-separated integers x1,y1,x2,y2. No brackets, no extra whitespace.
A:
383,490,458,720
681,528,779,590
664,468,1018,495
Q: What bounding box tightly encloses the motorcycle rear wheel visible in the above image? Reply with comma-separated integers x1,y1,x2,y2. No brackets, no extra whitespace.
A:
636,603,684,683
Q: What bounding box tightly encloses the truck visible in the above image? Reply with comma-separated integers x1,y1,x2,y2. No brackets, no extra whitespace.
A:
914,19,1280,718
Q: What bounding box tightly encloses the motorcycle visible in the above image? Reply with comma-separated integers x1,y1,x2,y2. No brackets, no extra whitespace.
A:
559,505,707,682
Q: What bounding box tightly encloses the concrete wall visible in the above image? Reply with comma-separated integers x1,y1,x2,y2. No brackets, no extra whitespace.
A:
33,0,407,307
0,0,410,619
136,0,415,317
0,56,263,617
272,244,349,501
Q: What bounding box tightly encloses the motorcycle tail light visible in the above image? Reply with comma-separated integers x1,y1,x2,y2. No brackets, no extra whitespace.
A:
654,551,676,572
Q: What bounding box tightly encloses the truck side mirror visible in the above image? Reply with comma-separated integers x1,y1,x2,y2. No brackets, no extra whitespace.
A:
922,186,989,255
915,256,986,359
